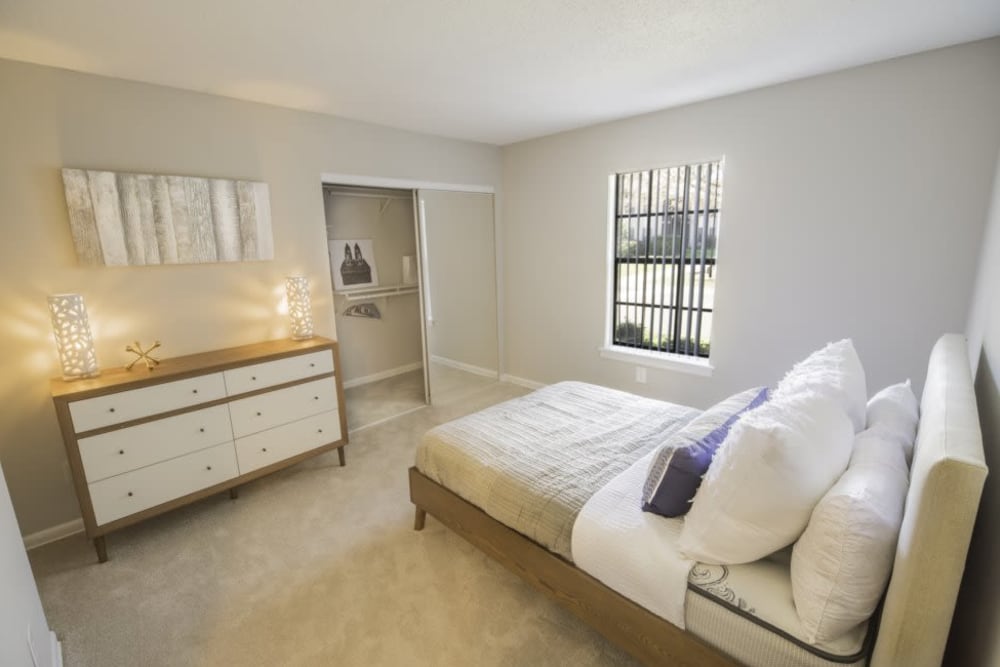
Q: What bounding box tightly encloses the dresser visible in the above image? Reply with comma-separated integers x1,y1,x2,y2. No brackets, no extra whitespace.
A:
50,337,348,562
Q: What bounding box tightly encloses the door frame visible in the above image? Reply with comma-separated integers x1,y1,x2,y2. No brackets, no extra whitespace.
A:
320,173,494,194
319,172,503,404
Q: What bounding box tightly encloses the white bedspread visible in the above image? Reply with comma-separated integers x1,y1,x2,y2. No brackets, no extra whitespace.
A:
571,449,695,629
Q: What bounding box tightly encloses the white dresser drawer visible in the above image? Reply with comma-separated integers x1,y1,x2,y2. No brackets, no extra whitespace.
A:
69,373,227,433
223,350,333,396
88,442,238,526
228,377,337,438
78,405,234,483
235,410,341,475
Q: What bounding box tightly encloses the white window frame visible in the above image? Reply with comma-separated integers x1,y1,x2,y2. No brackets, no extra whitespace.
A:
599,158,724,378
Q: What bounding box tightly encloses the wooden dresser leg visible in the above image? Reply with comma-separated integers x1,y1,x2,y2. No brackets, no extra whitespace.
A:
338,447,346,467
229,487,239,500
414,507,426,531
94,536,108,563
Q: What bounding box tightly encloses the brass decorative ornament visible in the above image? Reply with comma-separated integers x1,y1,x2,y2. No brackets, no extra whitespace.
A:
125,341,162,371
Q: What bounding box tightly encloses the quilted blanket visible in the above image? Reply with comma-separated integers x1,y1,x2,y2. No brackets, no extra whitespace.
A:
416,381,698,560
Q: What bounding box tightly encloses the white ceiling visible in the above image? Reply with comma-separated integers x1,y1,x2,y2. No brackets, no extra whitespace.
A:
1,1,998,145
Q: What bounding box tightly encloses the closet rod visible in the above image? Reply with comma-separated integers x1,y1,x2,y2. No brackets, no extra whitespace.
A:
335,285,419,301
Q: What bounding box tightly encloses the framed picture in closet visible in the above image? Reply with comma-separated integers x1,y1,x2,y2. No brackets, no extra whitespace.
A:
331,239,380,291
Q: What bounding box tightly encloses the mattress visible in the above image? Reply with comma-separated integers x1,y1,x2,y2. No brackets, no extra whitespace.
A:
574,454,872,666
686,560,871,667
415,381,698,560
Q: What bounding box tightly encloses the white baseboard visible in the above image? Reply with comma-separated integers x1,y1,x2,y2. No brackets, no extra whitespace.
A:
50,630,63,667
430,356,499,379
23,518,84,551
342,362,423,389
500,373,546,390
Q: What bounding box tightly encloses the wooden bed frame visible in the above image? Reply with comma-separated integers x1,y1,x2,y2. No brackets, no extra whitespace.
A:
409,466,738,667
408,335,989,667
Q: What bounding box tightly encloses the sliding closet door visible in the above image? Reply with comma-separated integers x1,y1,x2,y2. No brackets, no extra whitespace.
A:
416,190,499,404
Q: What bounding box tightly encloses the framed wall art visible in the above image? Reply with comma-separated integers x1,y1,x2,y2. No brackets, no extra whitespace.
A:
61,168,274,266
330,239,379,291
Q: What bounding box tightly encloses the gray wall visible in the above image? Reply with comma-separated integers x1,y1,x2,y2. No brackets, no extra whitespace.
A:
0,463,56,667
948,146,1000,666
0,57,500,536
325,193,423,384
500,38,1000,407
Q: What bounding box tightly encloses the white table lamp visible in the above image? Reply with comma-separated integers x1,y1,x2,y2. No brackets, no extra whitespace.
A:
285,276,314,340
48,293,100,380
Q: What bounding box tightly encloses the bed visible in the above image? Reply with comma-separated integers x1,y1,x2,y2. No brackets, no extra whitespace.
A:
408,334,987,667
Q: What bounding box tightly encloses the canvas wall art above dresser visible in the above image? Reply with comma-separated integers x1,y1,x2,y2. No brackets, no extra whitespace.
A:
50,337,348,562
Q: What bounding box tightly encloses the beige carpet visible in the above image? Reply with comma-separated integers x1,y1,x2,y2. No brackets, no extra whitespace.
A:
344,364,500,433
344,369,426,431
29,382,638,667
427,363,499,407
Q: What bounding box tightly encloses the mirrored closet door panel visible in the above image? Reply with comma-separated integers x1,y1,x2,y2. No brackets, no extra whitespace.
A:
416,190,499,405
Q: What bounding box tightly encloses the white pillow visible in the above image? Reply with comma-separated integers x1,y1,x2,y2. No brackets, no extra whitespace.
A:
867,380,919,462
679,391,854,564
774,339,867,433
791,428,909,644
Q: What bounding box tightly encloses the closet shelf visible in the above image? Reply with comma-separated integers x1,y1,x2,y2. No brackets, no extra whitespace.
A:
335,284,419,301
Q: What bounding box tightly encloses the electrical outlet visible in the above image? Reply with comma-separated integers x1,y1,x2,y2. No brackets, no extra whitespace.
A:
635,366,647,383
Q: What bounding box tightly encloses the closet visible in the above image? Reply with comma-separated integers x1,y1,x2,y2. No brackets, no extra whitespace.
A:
323,184,499,431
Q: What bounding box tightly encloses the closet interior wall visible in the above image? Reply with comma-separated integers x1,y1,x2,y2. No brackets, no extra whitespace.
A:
323,186,423,390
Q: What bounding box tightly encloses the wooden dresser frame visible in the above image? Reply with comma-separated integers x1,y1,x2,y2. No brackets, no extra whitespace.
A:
51,338,349,562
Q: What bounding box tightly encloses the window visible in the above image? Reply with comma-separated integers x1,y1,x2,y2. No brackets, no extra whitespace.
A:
610,160,723,360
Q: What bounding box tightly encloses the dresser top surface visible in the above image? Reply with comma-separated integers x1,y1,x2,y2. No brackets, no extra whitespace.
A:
51,337,336,400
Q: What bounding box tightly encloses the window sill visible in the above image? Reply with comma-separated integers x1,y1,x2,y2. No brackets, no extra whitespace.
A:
599,346,714,377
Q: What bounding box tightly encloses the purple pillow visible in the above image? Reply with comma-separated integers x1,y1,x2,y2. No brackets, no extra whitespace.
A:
642,386,768,517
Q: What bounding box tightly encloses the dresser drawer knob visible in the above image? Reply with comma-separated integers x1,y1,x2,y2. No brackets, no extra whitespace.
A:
314,396,319,400
251,376,257,381
256,411,262,416
127,491,133,497
192,389,198,394
206,465,212,471
318,428,323,434
118,449,125,455
310,363,316,368
199,428,205,433
262,447,268,452
109,407,115,413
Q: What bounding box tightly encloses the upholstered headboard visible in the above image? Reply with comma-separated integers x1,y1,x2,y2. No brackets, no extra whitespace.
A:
870,334,988,666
